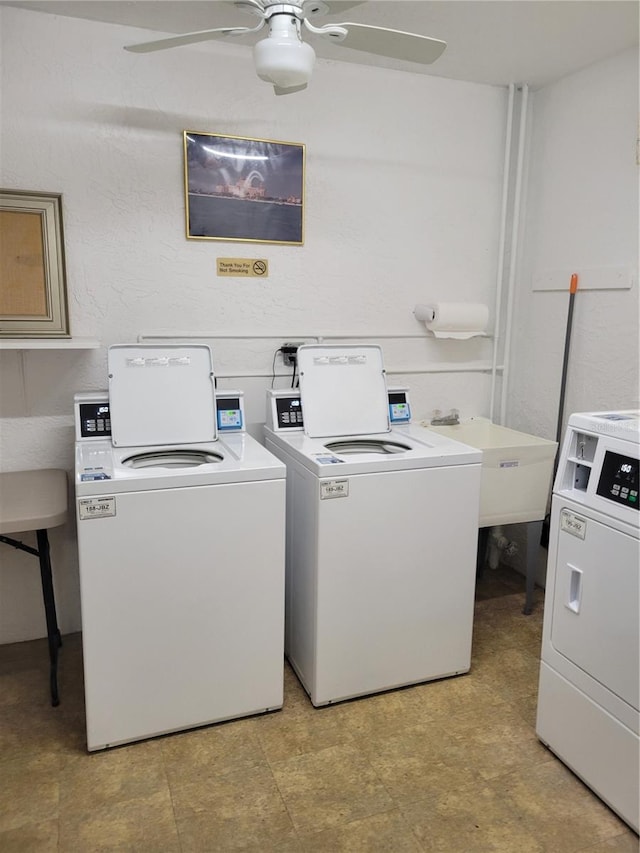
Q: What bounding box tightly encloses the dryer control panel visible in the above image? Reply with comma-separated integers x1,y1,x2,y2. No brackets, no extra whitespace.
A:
554,410,639,523
266,387,411,432
596,451,639,510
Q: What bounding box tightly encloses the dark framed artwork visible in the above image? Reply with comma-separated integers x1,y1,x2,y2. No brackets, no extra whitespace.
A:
0,189,70,337
183,131,305,246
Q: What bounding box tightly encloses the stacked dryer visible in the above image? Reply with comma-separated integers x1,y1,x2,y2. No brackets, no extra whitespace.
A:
536,410,639,832
264,344,482,706
75,345,286,751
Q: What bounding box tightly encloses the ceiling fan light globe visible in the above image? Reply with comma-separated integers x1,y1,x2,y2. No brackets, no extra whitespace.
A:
253,37,315,88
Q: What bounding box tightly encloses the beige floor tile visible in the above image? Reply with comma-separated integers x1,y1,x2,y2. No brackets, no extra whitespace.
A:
172,762,296,851
270,743,394,834
400,782,544,852
488,760,632,850
58,789,180,852
0,633,84,710
257,697,358,763
160,714,267,786
0,754,60,833
0,665,52,707
0,696,86,763
446,707,553,781
335,682,438,737
0,818,59,852
576,832,640,852
360,722,480,805
59,739,168,815
471,644,541,690
489,610,543,651
505,687,540,727
402,672,508,724
299,809,423,852
472,614,543,658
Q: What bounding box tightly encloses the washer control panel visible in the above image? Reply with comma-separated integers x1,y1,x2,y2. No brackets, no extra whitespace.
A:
215,394,244,432
267,387,411,432
277,394,304,429
75,392,112,441
75,389,245,441
388,388,411,424
78,401,112,438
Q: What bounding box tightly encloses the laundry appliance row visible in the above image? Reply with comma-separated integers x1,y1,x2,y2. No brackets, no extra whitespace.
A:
74,343,482,750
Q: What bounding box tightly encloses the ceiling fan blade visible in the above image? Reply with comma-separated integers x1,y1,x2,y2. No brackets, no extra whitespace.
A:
274,82,309,95
124,23,262,54
327,22,446,65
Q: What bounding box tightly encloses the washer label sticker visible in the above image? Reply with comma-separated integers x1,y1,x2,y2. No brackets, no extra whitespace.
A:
560,509,587,540
320,479,349,500
313,453,344,464
78,497,116,520
499,460,520,468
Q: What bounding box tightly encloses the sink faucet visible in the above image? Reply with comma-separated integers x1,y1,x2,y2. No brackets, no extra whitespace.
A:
430,409,460,426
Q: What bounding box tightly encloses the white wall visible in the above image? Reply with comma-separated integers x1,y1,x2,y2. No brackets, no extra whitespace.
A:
0,7,507,641
508,47,639,438
503,47,639,580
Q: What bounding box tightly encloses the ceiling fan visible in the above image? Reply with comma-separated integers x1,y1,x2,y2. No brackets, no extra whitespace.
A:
124,0,446,95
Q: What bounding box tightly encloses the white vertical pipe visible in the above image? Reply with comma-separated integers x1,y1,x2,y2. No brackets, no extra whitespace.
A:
489,83,515,423
500,83,529,426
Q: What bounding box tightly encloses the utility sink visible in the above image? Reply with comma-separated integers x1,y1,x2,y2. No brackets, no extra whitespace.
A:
427,419,557,527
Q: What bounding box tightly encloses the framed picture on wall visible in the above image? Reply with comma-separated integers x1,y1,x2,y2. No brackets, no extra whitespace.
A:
0,189,70,337
183,131,305,246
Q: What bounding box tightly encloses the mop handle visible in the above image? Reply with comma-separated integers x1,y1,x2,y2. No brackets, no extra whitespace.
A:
554,273,579,457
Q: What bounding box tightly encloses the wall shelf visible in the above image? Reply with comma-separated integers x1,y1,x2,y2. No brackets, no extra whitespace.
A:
0,338,100,350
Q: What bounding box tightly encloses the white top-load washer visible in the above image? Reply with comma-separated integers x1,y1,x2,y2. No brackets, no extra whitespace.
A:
264,344,482,706
75,345,286,751
536,410,639,831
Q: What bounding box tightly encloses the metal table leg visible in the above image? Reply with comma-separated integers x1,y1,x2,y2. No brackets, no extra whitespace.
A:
0,530,62,705
36,530,62,706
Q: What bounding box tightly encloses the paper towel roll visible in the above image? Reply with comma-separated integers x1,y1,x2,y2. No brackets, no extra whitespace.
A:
414,302,489,339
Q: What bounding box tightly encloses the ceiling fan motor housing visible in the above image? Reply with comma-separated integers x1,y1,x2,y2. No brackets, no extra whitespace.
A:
253,12,316,88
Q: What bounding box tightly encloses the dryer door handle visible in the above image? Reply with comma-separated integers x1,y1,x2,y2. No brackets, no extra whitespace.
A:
566,564,583,614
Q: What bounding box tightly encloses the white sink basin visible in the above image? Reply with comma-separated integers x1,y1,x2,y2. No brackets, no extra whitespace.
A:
427,420,557,527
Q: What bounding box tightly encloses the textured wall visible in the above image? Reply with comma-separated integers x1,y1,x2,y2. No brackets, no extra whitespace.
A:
502,47,639,582
0,7,506,641
508,48,639,438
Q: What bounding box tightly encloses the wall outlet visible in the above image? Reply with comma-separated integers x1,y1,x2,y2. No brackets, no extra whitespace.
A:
281,342,303,365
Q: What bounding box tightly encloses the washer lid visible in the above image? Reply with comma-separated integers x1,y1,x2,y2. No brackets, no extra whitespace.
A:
297,345,390,438
108,345,216,447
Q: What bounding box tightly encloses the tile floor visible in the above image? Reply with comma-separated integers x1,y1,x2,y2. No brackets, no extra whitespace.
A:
1,566,637,852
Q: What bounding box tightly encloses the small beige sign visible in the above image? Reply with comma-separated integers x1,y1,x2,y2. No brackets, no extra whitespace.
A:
217,258,269,278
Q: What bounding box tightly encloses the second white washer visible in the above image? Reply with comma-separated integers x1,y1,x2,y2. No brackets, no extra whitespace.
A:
265,344,482,706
